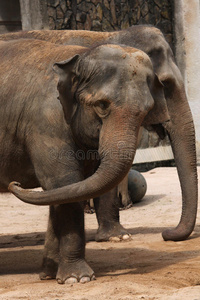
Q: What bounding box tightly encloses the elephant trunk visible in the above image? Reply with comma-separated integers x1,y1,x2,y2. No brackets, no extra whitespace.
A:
161,76,198,241
8,108,141,206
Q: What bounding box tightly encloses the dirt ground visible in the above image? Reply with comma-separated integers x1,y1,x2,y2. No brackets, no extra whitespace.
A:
1,167,200,300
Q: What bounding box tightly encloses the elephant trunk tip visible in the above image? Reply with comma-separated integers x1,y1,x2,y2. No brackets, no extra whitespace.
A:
8,181,21,193
162,226,194,241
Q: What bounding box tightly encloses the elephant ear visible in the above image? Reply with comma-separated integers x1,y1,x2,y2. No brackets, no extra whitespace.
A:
53,54,80,124
144,73,169,126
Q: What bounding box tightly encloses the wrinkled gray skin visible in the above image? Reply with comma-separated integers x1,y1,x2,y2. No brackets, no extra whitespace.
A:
0,39,167,283
3,25,198,244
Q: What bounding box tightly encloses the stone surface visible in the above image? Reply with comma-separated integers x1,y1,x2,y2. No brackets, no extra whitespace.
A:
60,0,67,13
46,0,173,46
84,14,92,30
47,6,56,18
56,6,64,19
48,0,60,7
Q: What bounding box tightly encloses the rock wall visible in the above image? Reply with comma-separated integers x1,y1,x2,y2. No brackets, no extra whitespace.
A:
47,0,173,47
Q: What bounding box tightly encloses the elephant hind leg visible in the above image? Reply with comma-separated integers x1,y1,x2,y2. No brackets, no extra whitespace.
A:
117,174,131,208
94,187,131,242
39,206,59,280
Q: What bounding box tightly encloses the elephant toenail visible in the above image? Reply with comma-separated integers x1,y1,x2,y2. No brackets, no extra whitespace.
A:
65,277,78,284
91,274,96,281
57,278,64,284
122,234,131,240
80,276,90,283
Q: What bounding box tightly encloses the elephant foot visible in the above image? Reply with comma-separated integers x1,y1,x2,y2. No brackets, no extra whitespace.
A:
39,257,58,280
84,202,95,214
120,203,133,211
95,223,131,242
56,259,95,284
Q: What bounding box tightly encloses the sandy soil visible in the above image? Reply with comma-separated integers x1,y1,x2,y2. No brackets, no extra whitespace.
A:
0,167,200,300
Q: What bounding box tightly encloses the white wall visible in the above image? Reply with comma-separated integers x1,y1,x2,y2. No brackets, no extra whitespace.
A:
174,0,200,162
19,0,49,30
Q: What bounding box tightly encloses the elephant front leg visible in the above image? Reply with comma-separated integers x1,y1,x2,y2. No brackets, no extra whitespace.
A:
94,187,131,242
40,203,95,284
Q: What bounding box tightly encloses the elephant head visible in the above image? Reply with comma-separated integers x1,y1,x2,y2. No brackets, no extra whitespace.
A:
8,44,169,205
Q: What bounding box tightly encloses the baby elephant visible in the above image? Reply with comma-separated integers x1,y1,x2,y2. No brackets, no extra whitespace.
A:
1,39,167,283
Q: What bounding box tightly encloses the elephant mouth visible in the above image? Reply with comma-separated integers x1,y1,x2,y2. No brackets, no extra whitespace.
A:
144,122,170,140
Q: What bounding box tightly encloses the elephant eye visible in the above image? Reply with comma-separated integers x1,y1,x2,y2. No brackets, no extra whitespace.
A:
148,47,162,58
97,100,109,110
94,100,111,118
146,75,153,89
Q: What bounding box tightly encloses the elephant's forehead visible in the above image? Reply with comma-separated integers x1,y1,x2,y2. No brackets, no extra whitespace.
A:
123,49,151,66
119,51,153,78
92,44,144,60
137,30,168,54
92,44,152,72
143,26,162,36
100,44,138,53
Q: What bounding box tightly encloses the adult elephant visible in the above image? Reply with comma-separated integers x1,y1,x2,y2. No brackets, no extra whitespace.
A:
3,25,198,242
0,39,167,283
